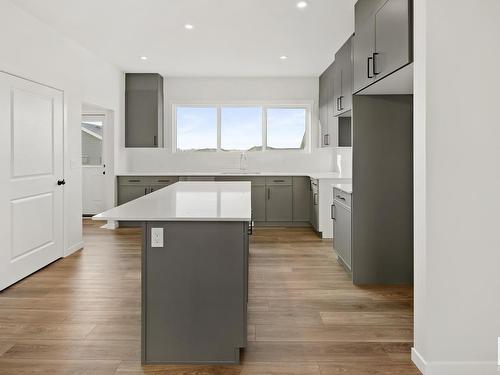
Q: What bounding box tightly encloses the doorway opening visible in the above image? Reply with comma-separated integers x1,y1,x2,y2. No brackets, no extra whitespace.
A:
81,104,114,219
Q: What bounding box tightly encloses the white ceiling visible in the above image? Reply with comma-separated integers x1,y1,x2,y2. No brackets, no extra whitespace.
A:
11,0,356,77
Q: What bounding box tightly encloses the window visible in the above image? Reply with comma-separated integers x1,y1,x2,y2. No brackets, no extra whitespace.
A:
81,116,104,166
267,108,306,150
176,107,217,151
174,104,309,152
221,107,262,151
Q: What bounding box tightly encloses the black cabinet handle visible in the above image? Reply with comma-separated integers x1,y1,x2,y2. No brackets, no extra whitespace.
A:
373,53,380,75
57,179,65,186
367,57,374,78
324,134,330,146
336,194,346,201
273,179,285,183
144,187,148,195
339,96,343,111
129,179,141,183
267,188,271,200
153,136,157,147
331,204,336,220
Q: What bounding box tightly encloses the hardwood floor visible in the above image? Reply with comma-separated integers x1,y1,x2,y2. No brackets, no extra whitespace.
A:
0,220,419,374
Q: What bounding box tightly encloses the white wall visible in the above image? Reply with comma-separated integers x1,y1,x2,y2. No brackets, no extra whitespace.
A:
0,0,124,254
121,77,339,174
413,1,500,374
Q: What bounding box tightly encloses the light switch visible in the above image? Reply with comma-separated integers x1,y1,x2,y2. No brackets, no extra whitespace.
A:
151,227,164,248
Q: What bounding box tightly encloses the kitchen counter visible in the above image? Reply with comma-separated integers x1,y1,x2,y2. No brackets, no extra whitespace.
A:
93,181,251,364
116,171,351,180
333,183,353,194
93,181,251,222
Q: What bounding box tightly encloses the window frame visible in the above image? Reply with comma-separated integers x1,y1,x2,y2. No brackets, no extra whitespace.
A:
171,101,312,153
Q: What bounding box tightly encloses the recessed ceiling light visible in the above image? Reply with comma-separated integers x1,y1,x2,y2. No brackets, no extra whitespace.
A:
296,1,308,9
280,55,288,60
140,56,148,60
184,24,194,30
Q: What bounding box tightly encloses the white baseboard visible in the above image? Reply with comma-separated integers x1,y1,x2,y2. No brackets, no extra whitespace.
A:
100,220,118,230
412,348,498,375
64,241,84,257
411,348,427,374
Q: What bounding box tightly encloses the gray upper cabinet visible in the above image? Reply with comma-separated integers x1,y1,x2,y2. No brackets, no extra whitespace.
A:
353,0,412,93
125,73,164,148
333,36,353,116
319,62,337,148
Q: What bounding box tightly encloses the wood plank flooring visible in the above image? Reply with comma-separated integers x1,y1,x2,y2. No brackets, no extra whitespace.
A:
0,219,419,374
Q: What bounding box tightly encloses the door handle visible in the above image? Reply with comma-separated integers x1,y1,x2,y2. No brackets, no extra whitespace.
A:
57,179,66,186
367,57,373,78
324,134,330,146
339,96,343,111
373,53,380,75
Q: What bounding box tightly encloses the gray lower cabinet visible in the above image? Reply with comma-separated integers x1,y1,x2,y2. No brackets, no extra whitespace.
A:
310,178,319,232
125,73,164,148
118,176,179,205
143,221,248,364
251,185,266,222
118,175,314,227
265,177,293,222
353,0,412,93
292,177,310,222
333,189,352,271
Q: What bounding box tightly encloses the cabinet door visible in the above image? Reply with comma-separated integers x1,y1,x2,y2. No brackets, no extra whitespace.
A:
292,177,310,222
266,185,293,222
334,202,352,270
125,73,163,148
118,184,148,205
374,0,411,81
310,182,319,231
340,37,353,113
333,62,342,117
353,8,376,93
319,71,329,147
251,185,266,222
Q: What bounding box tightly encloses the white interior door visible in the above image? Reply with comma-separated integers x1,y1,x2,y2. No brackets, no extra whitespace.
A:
81,114,106,215
0,72,64,291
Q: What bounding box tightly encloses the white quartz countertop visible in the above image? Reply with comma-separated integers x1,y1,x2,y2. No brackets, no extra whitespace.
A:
333,183,353,194
116,171,351,180
93,182,252,222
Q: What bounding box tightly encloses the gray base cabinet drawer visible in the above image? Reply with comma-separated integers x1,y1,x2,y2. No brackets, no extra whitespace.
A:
265,176,292,186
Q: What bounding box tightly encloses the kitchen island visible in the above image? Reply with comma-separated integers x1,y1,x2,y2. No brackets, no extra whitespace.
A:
93,181,252,365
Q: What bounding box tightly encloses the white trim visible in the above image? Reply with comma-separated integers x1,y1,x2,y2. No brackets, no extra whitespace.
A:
101,220,119,230
411,348,427,374
171,100,313,154
64,241,83,257
411,348,498,375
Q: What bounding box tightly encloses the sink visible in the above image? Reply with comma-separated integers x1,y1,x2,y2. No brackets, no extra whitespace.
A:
221,171,261,175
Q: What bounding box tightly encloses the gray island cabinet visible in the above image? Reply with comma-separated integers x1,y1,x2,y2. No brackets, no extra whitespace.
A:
93,182,251,364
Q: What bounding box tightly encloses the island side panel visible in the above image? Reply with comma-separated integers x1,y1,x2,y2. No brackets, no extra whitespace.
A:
142,221,248,364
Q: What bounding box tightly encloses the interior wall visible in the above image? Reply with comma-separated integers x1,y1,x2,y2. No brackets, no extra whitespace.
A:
121,77,341,174
413,0,500,373
0,0,124,254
